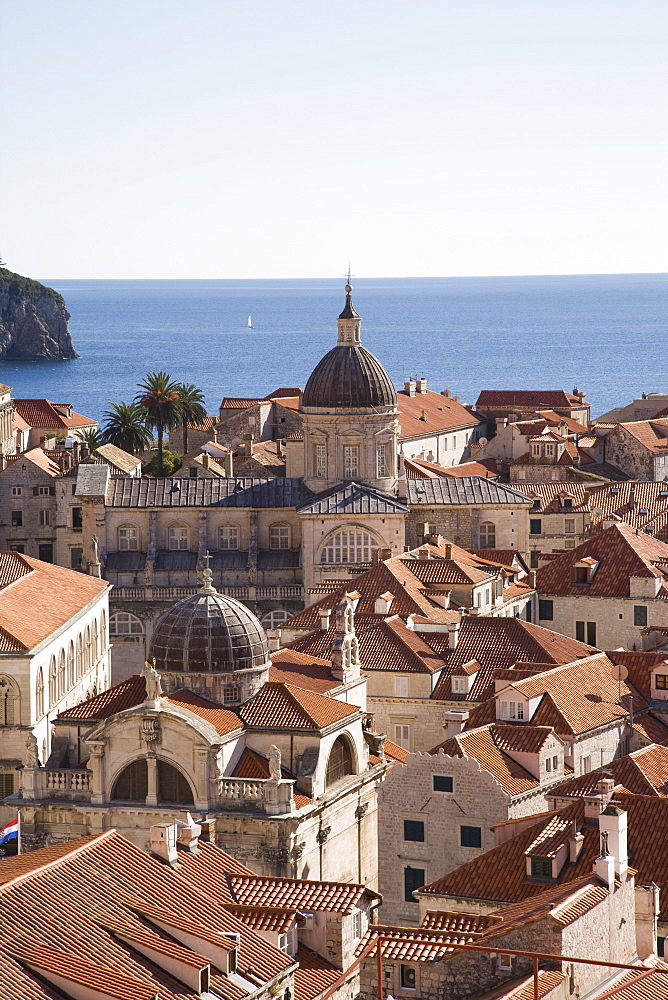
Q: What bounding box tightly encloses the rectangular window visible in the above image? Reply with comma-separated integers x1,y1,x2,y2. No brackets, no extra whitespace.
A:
315,444,327,478
576,620,585,642
70,547,83,569
189,466,198,478
531,856,552,878
530,519,542,535
38,543,53,563
0,773,14,796
72,506,83,530
400,966,417,990
352,910,362,941
582,755,592,774
546,757,552,772
538,599,553,621
38,486,50,496
460,825,482,849
403,866,424,903
278,933,288,953
394,676,409,698
219,525,240,550
552,755,558,770
9,544,24,553
433,775,453,792
497,954,513,971
376,444,387,478
655,674,668,690
394,724,411,750
565,539,575,548
565,518,575,533
634,606,648,627
39,509,51,526
11,510,22,527
587,621,597,646
269,524,291,549
530,551,540,569
10,486,21,497
343,446,359,479
403,820,425,842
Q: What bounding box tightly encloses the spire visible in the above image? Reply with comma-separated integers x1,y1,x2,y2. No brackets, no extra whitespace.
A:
199,551,217,594
337,270,362,344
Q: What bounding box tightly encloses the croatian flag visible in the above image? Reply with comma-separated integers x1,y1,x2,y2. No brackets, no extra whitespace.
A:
0,818,18,846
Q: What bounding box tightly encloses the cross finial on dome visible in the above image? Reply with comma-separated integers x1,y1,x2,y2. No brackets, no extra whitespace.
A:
344,265,353,293
338,266,360,331
199,551,217,594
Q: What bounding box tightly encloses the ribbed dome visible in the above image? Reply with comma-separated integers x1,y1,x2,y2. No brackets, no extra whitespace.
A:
150,590,269,674
302,344,397,409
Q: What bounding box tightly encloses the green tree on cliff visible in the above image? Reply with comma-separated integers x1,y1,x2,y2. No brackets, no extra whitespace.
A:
135,371,181,476
176,383,207,456
102,401,153,456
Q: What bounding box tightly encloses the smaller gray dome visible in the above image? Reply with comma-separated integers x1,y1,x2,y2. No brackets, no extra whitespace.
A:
302,345,397,410
150,590,269,674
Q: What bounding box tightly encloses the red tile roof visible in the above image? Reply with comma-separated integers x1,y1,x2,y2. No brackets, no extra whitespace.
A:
239,681,359,730
226,873,369,913
476,390,585,410
13,398,96,430
224,905,298,933
536,523,668,599
0,552,108,652
550,742,668,799
59,674,147,720
269,649,339,693
166,688,243,736
293,944,342,1000
397,388,480,439
428,725,547,797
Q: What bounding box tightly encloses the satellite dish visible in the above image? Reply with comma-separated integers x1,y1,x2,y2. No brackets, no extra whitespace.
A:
591,507,603,517
611,663,629,682
479,437,488,446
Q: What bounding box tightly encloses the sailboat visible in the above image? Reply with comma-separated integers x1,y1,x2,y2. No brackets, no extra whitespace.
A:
247,315,253,329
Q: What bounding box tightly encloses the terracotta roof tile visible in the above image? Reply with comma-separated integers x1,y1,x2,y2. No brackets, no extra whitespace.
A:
0,552,108,652
550,742,668,799
428,727,542,797
269,649,339,693
479,970,566,1000
13,398,96,431
59,674,147,720
239,682,359,730
398,388,480,439
476,390,584,410
166,689,243,736
227,874,368,913
294,944,341,1000
225,905,298,934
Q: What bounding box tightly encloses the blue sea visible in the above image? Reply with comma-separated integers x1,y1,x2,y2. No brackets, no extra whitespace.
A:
1,274,666,423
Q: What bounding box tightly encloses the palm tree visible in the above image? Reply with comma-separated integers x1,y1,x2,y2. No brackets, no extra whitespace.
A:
135,371,181,476
176,383,207,456
101,402,153,456
76,427,104,451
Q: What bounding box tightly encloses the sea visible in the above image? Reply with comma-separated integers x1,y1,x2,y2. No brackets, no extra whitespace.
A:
1,274,666,423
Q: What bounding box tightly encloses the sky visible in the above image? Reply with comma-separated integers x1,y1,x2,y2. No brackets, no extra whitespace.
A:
2,0,666,279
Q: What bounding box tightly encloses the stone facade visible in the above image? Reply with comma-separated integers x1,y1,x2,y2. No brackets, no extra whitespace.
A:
537,591,668,651
406,503,530,557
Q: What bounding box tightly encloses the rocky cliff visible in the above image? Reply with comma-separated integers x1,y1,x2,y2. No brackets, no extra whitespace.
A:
0,268,78,359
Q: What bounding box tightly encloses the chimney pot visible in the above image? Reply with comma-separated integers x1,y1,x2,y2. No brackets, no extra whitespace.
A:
404,379,416,397
319,609,332,631
267,628,281,652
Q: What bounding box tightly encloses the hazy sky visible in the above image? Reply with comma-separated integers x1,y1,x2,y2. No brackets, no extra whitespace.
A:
3,1,666,278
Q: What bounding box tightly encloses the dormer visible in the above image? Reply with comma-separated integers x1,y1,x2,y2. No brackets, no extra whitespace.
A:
559,492,575,510
571,556,599,585
629,572,662,599
495,685,542,723
375,592,395,615
650,661,668,700
451,659,480,695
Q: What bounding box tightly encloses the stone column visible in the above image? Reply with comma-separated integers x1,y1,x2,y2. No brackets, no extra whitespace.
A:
144,510,157,589
146,756,158,807
248,510,258,587
196,511,208,575
194,744,212,811
88,740,106,805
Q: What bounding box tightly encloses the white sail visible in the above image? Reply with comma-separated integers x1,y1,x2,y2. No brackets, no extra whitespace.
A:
247,315,253,328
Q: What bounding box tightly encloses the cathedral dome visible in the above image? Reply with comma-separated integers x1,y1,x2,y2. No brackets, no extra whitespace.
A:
302,344,397,410
149,584,269,675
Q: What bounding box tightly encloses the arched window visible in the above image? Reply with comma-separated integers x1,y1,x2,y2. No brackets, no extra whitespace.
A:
325,736,355,788
109,612,144,636
118,525,139,550
36,667,44,718
111,759,148,802
0,675,18,725
219,525,240,550
479,522,496,548
75,635,83,680
168,524,189,550
158,760,194,804
261,610,290,629
84,626,92,673
48,656,57,706
321,529,378,565
269,523,291,550
58,649,66,697
67,642,75,688
92,619,99,662
100,609,107,648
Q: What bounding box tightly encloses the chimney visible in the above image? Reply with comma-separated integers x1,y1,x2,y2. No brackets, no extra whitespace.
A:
418,547,430,560
406,614,415,630
266,628,281,652
569,819,585,863
416,378,427,394
243,432,254,456
404,379,416,397
176,811,201,853
319,609,332,631
222,451,234,476
374,592,394,615
444,543,452,560
150,822,178,865
635,884,661,961
594,847,615,889
447,621,460,649
380,547,392,561
198,815,216,842
201,452,210,469
599,804,628,879
584,777,616,819
442,710,469,736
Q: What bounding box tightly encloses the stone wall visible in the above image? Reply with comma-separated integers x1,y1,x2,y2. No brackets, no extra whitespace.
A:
537,592,668,650
406,505,529,557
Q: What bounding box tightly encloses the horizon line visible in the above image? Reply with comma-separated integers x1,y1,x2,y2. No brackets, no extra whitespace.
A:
34,270,668,282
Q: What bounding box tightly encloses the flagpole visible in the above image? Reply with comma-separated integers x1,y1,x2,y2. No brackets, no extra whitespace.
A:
17,810,21,855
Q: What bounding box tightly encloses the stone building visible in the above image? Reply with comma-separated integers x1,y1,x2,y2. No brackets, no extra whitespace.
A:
10,584,388,888
603,418,668,481
475,389,591,434
535,522,668,649
0,383,14,455
0,822,377,1000
0,552,111,830
404,477,532,555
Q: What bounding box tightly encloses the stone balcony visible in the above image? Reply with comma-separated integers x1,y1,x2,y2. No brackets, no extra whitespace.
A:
20,768,93,802
113,585,303,602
